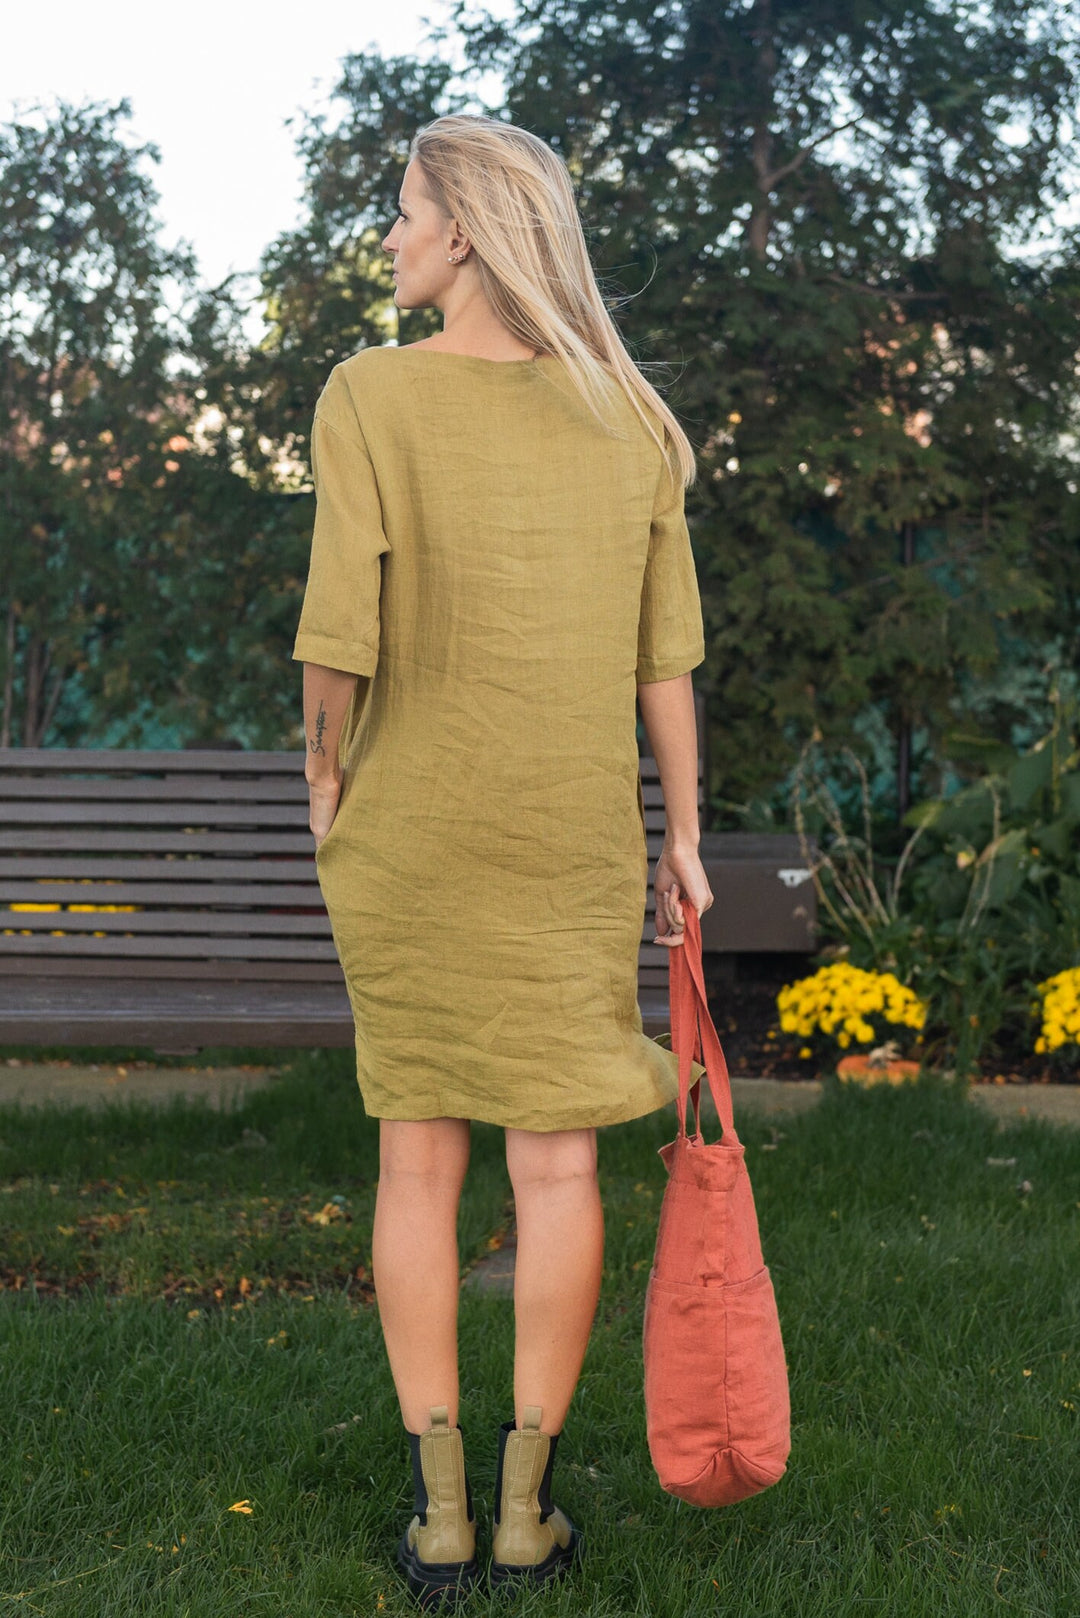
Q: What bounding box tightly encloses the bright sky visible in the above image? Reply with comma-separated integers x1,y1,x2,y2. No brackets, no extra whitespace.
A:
3,4,1074,291
2,0,508,289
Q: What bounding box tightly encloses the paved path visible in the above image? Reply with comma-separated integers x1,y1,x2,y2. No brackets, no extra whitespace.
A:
0,1061,1076,1127
722,1077,1080,1128
0,1058,277,1110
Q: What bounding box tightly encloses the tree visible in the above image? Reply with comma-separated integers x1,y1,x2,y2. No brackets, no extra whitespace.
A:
0,99,322,750
0,99,203,745
443,0,1080,821
250,52,466,459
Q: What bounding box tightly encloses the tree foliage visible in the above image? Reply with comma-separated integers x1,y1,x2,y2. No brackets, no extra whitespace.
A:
0,99,197,744
438,0,1080,818
3,7,1078,793
0,100,314,748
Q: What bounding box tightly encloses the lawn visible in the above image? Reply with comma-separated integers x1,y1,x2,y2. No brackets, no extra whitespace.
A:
0,1055,1076,1616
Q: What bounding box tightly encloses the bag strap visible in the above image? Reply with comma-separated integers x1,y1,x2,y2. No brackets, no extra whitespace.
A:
669,903,740,1146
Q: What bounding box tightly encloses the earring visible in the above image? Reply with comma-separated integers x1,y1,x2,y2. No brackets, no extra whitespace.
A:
448,252,468,264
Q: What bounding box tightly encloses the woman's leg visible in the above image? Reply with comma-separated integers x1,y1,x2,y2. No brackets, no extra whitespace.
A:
371,1116,471,1432
504,1126,604,1433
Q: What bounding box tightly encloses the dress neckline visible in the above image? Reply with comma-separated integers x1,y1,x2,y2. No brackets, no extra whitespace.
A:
395,346,550,366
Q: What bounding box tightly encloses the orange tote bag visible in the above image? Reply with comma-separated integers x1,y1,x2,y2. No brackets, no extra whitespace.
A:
642,902,791,1507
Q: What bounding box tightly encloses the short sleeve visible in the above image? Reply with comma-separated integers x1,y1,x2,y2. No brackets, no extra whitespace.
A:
291,366,391,678
635,451,706,683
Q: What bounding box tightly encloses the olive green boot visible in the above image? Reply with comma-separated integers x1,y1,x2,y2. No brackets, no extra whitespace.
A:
396,1406,479,1609
489,1406,580,1587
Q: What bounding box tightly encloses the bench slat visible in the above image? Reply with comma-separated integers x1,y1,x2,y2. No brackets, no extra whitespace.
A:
0,929,668,967
5,883,671,911
0,858,316,881
0,934,341,960
0,832,312,854
0,731,705,1048
0,827,678,857
0,975,673,1045
0,956,345,982
1,803,312,828
2,910,332,937
2,747,306,773
2,881,325,907
1,792,692,827
0,776,306,803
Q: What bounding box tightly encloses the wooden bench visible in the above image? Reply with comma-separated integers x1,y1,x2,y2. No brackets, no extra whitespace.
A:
0,740,707,1051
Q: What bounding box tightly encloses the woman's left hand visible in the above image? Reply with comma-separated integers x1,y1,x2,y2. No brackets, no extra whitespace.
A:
307,773,342,851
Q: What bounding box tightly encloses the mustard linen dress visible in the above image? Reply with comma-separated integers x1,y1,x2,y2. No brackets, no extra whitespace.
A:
292,345,706,1131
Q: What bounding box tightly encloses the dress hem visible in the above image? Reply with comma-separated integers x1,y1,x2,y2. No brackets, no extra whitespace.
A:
355,1057,707,1133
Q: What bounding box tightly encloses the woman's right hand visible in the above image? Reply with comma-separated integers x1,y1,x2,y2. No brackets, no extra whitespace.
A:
652,843,714,946
307,772,343,851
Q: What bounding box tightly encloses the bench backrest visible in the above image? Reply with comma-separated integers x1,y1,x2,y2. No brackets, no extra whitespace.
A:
1,742,704,990
0,749,336,985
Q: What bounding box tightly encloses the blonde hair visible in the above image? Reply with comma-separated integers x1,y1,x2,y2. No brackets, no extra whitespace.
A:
409,114,697,489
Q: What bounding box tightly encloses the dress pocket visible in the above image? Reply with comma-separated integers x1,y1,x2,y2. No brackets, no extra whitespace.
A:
313,775,348,865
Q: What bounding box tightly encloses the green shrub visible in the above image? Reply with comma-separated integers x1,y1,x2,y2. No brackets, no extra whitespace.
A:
792,695,1080,1073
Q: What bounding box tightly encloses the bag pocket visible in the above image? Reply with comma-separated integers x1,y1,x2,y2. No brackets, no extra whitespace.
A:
714,1266,790,1488
643,1274,731,1492
643,1268,790,1508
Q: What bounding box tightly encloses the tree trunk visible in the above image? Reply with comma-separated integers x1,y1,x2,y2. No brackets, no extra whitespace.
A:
22,631,42,748
896,520,916,820
1,599,13,749
748,0,776,261
39,665,66,746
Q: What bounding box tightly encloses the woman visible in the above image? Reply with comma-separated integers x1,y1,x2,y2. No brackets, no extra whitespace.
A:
292,113,714,1607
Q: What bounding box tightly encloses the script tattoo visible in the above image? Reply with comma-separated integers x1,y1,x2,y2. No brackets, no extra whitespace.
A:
309,699,328,757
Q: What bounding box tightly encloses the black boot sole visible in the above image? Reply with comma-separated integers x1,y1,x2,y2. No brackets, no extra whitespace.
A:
397,1530,481,1610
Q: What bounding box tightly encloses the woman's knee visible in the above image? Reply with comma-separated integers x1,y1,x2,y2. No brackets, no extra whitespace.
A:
378,1117,470,1189
505,1126,598,1195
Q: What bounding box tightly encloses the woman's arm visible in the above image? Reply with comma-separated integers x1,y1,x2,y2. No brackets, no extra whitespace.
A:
636,672,700,849
304,662,357,783
303,662,358,844
636,671,713,940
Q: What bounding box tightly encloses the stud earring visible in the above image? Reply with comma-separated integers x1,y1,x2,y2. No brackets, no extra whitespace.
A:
448,252,468,264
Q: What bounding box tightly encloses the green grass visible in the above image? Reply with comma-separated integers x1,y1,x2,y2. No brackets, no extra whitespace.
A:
0,1057,1077,1616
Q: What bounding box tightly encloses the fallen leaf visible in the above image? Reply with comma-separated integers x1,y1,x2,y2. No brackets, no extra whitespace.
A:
323,1415,364,1435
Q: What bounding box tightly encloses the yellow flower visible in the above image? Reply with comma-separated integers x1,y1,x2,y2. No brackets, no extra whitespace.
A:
1035,968,1080,1056
774,963,926,1054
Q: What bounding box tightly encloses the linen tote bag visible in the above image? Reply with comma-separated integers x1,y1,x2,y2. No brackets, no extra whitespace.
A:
642,902,791,1507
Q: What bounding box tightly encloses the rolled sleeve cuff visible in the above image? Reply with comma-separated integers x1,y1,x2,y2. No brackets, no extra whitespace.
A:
292,632,378,679
635,644,706,684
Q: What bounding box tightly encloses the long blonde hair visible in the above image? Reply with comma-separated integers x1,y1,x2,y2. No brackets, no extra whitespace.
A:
409,114,697,489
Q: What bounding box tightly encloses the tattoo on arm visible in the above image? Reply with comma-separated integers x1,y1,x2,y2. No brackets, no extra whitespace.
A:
308,699,328,757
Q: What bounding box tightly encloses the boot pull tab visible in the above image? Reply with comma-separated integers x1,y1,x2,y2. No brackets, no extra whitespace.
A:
522,1405,543,1432
429,1406,451,1431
